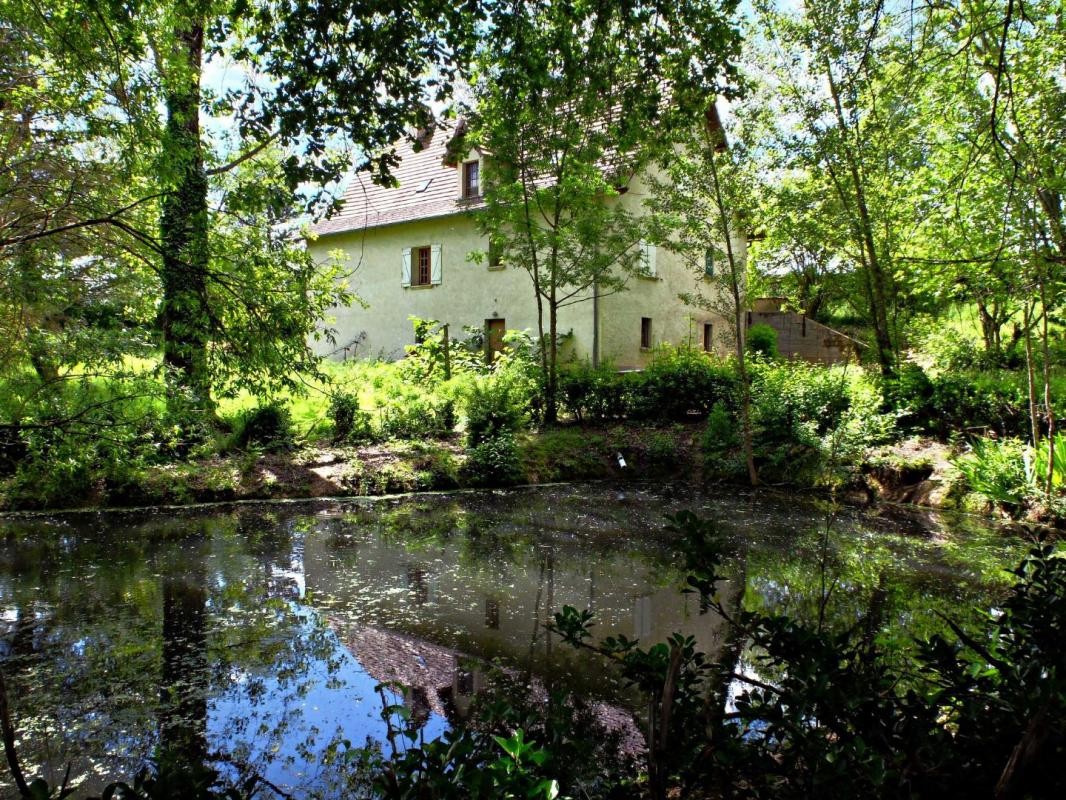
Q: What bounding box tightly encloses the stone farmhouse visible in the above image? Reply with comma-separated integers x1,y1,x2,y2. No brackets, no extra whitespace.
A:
308,119,742,370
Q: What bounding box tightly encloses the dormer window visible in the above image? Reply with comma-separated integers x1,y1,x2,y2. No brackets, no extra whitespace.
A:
462,160,480,199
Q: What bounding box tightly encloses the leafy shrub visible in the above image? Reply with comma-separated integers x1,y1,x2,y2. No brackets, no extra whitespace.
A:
629,345,736,421
881,362,933,421
464,375,528,447
398,316,491,382
463,433,523,486
519,429,609,482
750,360,852,441
701,401,739,459
558,361,630,421
746,322,780,359
955,437,1029,507
379,395,456,440
234,402,295,451
1,375,172,508
927,372,1028,437
646,429,680,466
886,364,1031,438
1031,433,1066,494
912,323,990,371
328,391,372,442
748,361,891,485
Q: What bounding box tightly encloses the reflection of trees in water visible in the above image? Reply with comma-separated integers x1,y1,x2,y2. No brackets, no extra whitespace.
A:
0,507,350,795
158,531,209,781
741,507,1018,654
0,486,1026,796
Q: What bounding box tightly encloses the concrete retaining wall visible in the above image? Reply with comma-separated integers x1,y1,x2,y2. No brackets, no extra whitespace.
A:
746,311,862,365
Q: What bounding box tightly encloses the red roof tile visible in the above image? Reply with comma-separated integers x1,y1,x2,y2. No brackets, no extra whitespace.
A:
313,122,481,236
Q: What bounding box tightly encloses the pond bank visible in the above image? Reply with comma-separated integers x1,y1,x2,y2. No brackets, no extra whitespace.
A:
0,421,1055,526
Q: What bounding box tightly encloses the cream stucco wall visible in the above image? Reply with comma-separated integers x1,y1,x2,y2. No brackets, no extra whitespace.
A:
591,173,739,370
308,173,740,367
308,214,594,361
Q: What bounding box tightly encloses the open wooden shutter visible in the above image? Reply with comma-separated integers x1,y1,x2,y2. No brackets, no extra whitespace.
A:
431,244,443,285
401,248,412,287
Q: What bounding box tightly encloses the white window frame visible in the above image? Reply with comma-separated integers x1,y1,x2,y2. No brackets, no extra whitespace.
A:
639,241,657,278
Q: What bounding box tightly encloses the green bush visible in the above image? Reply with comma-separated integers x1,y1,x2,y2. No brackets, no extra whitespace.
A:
748,361,892,485
955,436,1029,506
328,391,373,442
887,365,1030,438
519,428,610,482
558,361,630,421
234,402,295,452
746,322,780,359
464,374,528,447
881,362,933,422
462,433,524,486
701,401,739,458
629,345,736,421
911,322,1000,371
398,317,491,382
379,395,456,440
750,359,852,442
1,375,172,508
928,372,1028,437
646,429,680,465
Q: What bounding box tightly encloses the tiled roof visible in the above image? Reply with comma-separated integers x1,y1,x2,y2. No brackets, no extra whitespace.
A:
312,101,715,238
313,122,481,237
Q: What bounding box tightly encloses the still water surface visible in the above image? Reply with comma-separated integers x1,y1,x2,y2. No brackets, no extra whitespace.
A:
0,483,1027,797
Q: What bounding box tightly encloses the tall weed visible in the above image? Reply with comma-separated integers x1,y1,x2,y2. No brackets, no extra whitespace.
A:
955,437,1029,506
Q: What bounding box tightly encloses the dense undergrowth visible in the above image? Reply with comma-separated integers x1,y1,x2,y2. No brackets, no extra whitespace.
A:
0,320,1063,521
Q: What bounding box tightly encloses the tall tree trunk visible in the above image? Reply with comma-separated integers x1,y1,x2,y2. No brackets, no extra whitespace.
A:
821,55,896,377
159,12,212,419
546,294,558,424
1038,276,1055,496
976,298,1000,358
1022,300,1040,447
707,144,758,486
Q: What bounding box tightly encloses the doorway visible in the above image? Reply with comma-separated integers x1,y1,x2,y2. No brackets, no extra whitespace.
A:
486,318,506,362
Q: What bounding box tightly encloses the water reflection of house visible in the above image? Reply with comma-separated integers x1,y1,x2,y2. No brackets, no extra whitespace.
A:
327,619,645,753
303,523,736,703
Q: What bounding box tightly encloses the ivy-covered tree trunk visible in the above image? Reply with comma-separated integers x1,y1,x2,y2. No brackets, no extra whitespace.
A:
159,13,212,418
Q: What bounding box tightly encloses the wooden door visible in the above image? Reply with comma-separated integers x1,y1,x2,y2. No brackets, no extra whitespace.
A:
486,318,506,362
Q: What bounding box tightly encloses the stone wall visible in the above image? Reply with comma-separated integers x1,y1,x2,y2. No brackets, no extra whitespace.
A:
746,310,862,365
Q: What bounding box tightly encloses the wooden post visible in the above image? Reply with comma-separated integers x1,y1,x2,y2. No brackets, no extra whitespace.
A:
442,324,452,380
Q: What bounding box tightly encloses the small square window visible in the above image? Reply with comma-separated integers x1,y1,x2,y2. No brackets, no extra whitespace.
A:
703,323,713,352
462,160,480,199
640,317,652,350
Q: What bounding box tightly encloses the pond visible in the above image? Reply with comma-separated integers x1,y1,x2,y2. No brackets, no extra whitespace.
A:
0,483,1029,797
